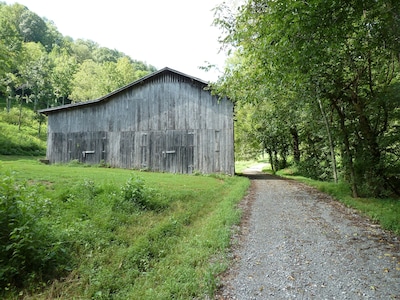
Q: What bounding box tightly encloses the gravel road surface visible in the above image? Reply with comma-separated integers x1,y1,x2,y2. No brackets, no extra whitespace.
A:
216,165,400,299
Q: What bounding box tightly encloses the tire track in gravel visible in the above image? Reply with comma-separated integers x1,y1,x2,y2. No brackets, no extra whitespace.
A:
215,168,400,299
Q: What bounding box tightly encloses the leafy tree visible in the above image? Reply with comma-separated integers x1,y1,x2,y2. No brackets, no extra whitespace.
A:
93,47,124,63
70,57,155,102
43,19,63,50
18,42,53,110
18,9,47,44
0,3,24,97
70,59,104,101
214,0,400,197
49,46,77,105
70,39,98,63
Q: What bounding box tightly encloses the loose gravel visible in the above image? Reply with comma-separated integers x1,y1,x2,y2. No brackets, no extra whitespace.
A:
215,166,400,299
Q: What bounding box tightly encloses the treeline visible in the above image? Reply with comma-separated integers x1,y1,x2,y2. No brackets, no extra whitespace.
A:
0,2,156,112
214,0,400,198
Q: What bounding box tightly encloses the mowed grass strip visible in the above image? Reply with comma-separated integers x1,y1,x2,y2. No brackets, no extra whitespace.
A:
0,156,249,299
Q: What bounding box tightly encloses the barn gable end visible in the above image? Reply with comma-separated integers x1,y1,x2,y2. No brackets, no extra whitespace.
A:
39,67,234,175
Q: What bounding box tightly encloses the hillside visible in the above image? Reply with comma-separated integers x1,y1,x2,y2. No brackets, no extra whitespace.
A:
0,2,157,114
0,107,46,155
0,2,161,156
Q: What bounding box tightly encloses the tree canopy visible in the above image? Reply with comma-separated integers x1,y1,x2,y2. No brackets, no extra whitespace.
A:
0,2,156,109
213,0,400,197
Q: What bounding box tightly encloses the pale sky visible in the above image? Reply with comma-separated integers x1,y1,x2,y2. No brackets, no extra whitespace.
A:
5,0,234,81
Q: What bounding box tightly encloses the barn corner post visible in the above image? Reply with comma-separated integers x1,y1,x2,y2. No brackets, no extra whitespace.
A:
38,68,235,174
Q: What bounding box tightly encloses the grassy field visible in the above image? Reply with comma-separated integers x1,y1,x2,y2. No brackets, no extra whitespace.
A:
0,108,47,156
0,156,250,299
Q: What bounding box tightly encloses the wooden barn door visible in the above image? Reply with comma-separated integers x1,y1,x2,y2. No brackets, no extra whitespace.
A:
153,130,194,174
164,130,178,173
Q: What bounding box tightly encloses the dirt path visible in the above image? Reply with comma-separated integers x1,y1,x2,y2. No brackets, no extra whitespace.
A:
216,168,400,299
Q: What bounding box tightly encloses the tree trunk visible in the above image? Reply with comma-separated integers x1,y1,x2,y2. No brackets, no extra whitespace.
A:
317,98,338,183
290,126,300,163
18,88,24,132
268,149,275,173
273,149,279,172
352,97,384,196
18,101,23,131
332,99,358,197
6,90,13,113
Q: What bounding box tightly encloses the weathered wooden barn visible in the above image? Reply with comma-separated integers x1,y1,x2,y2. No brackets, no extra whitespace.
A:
39,67,234,174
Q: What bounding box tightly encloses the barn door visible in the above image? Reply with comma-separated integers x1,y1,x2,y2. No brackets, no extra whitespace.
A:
158,130,194,174
164,131,178,173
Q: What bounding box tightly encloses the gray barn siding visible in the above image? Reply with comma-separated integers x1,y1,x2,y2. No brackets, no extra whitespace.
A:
42,69,234,174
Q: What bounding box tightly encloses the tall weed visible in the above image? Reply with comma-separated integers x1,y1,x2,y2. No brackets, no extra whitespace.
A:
0,173,70,290
117,174,168,212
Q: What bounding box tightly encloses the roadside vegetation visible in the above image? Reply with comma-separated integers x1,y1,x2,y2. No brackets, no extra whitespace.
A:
0,156,249,299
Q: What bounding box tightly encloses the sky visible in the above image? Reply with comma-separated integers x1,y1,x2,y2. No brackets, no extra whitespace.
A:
5,0,237,81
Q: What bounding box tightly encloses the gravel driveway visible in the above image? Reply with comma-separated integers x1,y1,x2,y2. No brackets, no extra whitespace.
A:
216,166,400,299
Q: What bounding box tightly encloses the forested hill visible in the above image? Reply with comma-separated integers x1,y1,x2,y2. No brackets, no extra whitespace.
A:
0,2,157,112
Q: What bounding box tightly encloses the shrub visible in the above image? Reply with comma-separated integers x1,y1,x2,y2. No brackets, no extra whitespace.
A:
0,173,70,289
116,175,168,212
296,157,332,181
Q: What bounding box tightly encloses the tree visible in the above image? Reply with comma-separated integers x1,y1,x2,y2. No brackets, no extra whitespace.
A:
0,3,24,98
70,39,98,63
214,0,400,197
18,9,47,44
70,57,155,102
70,59,104,101
93,47,124,63
49,46,77,105
18,42,53,110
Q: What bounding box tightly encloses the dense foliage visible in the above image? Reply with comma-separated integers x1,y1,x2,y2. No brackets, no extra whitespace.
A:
0,2,156,112
213,0,400,197
0,173,70,289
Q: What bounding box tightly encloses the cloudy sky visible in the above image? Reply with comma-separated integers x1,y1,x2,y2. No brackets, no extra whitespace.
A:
6,0,236,81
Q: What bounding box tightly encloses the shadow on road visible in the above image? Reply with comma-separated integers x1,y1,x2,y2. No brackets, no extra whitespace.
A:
238,172,284,180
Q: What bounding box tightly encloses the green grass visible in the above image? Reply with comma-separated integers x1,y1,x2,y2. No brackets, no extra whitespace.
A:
275,167,400,235
0,107,47,156
0,156,250,299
